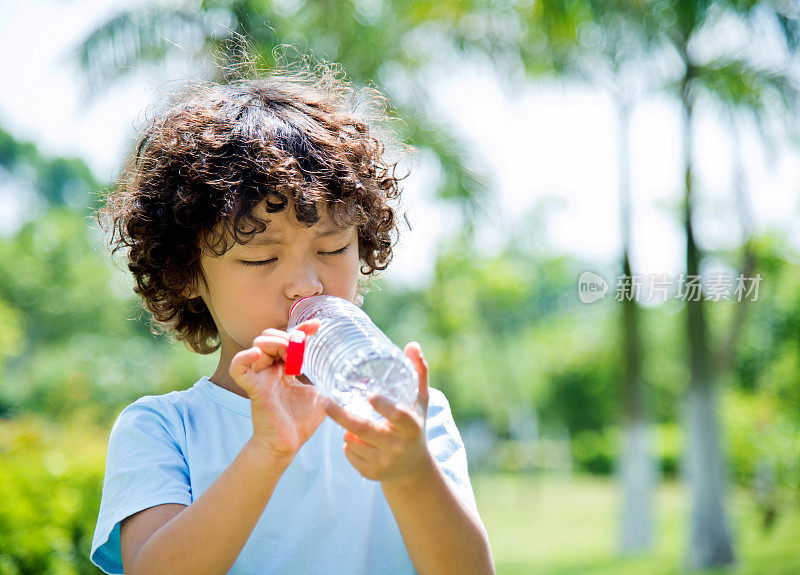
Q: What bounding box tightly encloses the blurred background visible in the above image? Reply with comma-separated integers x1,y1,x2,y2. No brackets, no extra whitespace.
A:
2,0,800,573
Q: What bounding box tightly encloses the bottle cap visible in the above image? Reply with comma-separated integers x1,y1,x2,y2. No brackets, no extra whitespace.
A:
284,330,306,376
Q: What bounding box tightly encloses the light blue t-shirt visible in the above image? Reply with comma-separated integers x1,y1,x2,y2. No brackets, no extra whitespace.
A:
90,377,480,574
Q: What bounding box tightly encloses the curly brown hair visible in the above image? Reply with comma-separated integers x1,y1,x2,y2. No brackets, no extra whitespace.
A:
98,62,410,354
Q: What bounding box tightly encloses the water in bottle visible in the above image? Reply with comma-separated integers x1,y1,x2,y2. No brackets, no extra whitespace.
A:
286,295,419,420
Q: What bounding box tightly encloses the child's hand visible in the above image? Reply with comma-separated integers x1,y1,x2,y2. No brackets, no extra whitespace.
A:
323,342,433,484
229,319,326,462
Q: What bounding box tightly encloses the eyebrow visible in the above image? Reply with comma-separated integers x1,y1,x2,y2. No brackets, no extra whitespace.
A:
245,227,349,246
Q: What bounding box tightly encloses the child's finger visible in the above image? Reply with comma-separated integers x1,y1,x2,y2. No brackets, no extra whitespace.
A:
344,431,381,460
249,348,276,373
368,394,421,436
343,444,374,479
258,328,290,339
404,342,429,418
252,334,290,362
323,398,388,448
251,320,320,363
229,347,260,380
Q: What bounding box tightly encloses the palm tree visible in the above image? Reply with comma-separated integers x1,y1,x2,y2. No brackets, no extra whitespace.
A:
450,0,662,553
70,0,492,234
432,0,799,567
511,0,799,566
549,5,660,553
73,2,800,569
643,1,799,568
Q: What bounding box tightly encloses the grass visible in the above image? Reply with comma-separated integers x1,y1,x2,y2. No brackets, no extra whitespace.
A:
472,473,800,574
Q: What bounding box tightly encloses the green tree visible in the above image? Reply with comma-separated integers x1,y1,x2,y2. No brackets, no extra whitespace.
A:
0,128,213,422
419,0,800,566
414,0,663,551
71,0,493,233
480,0,799,567
0,125,98,209
657,3,798,568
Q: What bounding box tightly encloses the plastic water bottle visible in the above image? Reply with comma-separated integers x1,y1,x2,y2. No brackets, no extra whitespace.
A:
285,295,419,420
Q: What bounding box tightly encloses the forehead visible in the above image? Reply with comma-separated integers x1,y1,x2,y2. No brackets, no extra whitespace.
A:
239,202,354,247
199,200,356,258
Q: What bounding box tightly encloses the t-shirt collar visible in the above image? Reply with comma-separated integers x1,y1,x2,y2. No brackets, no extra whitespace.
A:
194,376,252,417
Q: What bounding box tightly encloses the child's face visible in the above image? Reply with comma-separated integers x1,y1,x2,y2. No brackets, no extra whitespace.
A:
196,201,361,354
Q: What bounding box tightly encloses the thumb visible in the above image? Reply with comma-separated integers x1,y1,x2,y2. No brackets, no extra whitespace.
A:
404,341,429,419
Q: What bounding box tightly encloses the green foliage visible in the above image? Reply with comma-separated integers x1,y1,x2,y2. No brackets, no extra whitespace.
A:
570,423,682,477
71,0,495,230
572,427,619,474
0,126,98,208
365,224,800,490
723,388,800,495
365,230,623,438
726,234,800,410
3,2,800,568
657,422,682,478
0,416,105,575
0,295,23,369
0,206,214,423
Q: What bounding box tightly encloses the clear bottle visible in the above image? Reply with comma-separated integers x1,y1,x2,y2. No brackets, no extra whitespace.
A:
286,295,419,420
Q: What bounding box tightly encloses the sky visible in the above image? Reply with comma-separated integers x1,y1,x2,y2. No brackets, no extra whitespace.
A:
2,0,800,291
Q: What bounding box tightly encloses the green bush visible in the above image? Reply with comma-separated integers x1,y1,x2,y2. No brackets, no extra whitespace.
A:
656,422,681,478
571,423,682,479
0,415,106,575
572,428,618,475
722,389,800,493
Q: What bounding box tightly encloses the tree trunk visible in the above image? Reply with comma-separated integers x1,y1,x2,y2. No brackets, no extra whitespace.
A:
718,119,755,376
681,78,736,570
616,101,655,554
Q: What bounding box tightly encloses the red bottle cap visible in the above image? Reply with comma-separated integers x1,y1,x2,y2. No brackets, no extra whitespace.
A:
284,330,306,376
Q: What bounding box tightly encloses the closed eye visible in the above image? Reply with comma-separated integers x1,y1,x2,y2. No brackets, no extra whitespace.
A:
320,245,350,257
240,258,277,267
240,245,349,267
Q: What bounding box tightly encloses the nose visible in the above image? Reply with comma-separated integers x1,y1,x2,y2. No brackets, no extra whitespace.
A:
285,261,324,302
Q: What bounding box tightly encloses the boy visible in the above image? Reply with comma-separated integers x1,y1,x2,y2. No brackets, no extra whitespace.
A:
90,65,494,574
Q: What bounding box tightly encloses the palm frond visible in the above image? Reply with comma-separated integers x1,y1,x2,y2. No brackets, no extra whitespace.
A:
695,56,799,113
68,6,209,105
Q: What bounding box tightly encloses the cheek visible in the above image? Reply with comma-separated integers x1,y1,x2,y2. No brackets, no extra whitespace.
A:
348,245,363,277
349,255,364,293
202,263,262,314
327,250,362,295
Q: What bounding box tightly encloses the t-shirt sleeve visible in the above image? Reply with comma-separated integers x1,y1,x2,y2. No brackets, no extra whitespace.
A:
90,396,192,574
424,387,482,522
